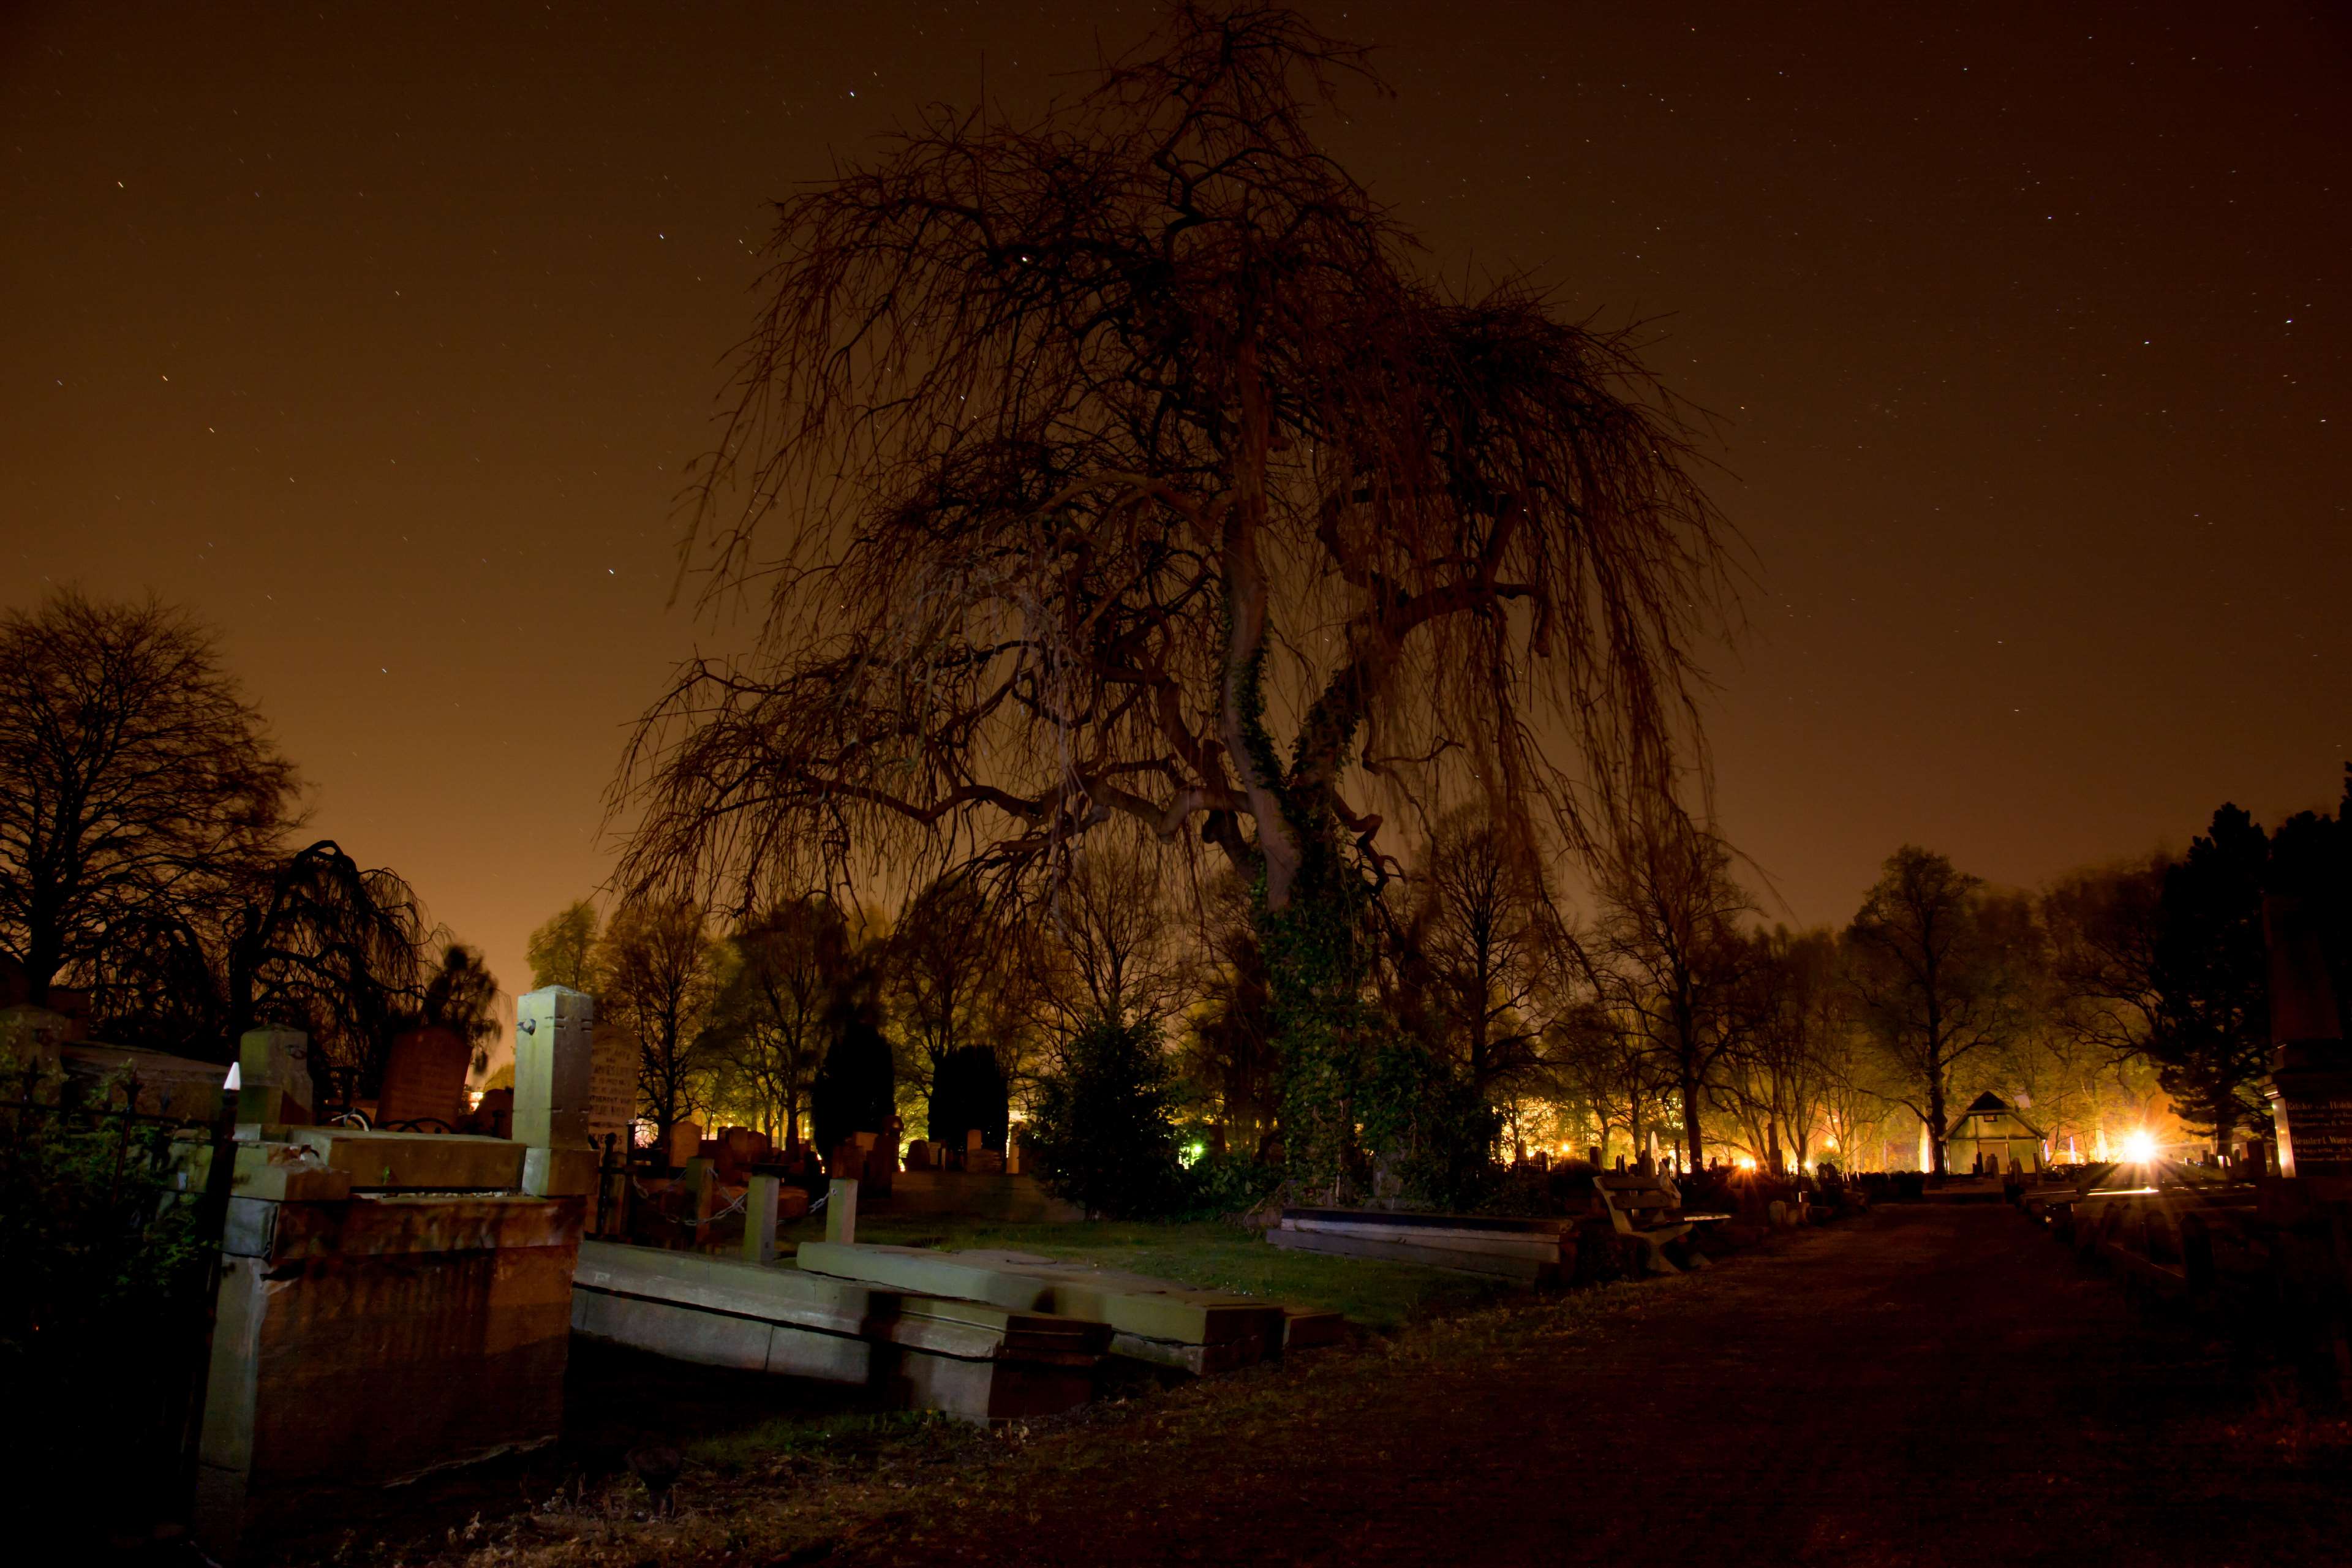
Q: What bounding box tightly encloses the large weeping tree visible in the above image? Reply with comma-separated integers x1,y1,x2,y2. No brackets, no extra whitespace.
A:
617,4,1730,1187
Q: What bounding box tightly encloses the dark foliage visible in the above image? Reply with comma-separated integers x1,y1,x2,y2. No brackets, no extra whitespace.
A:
0,1065,209,1519
1358,1027,1501,1212
2143,805,2274,1139
1028,1016,1188,1219
810,981,895,1159
0,591,301,1007
1177,1148,1286,1218
927,1044,1009,1154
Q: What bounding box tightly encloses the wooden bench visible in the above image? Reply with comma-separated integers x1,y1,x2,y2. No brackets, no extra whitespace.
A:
1595,1172,1726,1275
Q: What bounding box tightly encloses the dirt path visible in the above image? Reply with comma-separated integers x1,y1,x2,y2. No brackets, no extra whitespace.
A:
819,1205,2350,1568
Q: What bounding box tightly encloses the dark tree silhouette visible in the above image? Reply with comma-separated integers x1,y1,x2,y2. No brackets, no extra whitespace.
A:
615,5,1728,1183
888,873,1025,1117
224,839,437,1102
2141,806,2272,1142
1845,846,2035,1175
1396,809,1560,1102
1585,809,1758,1170
928,1044,1011,1156
809,959,895,1160
412,943,502,1073
0,590,300,1004
704,895,859,1150
596,899,722,1147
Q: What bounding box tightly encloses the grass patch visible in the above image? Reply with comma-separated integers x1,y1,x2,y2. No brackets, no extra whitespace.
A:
685,1409,952,1472
806,1216,1511,1332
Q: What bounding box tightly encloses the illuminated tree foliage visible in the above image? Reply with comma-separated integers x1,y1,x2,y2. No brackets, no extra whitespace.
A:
618,5,1728,1188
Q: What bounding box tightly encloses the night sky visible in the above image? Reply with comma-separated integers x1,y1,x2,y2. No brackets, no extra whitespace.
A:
4,2,2345,1056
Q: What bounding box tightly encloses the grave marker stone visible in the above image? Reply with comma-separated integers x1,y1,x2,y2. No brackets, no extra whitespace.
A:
587,1019,635,1152
235,1025,314,1135
515,986,598,1197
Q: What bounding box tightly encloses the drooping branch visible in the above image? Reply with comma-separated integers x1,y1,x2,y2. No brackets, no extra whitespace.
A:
614,4,1732,916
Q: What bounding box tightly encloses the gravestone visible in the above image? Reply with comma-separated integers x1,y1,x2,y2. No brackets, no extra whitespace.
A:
378,1025,470,1128
586,1019,635,1152
744,1174,784,1265
515,987,597,1197
235,1025,314,1134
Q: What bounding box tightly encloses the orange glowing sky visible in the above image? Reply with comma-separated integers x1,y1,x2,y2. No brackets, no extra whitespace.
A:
4,2,2346,1059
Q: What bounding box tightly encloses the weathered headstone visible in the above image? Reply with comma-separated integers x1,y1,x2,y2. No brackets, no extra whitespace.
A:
377,1025,470,1128
235,1025,314,1135
825,1175,859,1244
744,1174,783,1265
514,987,598,1197
586,1019,635,1152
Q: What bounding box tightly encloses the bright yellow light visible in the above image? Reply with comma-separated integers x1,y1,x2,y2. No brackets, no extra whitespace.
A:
1734,1155,1757,1170
2122,1129,2160,1164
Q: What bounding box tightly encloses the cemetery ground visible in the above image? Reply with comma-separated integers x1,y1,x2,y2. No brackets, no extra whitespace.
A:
251,1204,2352,1568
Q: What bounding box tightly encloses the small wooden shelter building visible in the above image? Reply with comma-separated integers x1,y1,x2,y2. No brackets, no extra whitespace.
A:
1945,1091,2045,1175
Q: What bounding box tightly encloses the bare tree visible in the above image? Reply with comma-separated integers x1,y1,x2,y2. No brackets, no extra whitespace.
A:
611,6,1730,1182
888,873,1028,1122
703,896,856,1150
1585,809,1759,1169
1547,997,1676,1167
1721,927,1842,1173
0,590,300,1003
598,899,724,1147
1030,827,1189,1031
1397,809,1561,1102
222,840,437,1103
1846,847,2037,1176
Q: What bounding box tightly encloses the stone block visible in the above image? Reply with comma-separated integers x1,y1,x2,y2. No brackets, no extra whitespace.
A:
194,1193,579,1561
522,1145,600,1198
235,1025,313,1131
287,1126,525,1191
513,986,594,1150
825,1177,859,1244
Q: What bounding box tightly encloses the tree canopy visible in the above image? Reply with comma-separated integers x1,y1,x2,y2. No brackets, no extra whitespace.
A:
616,3,1728,920
0,590,300,1001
